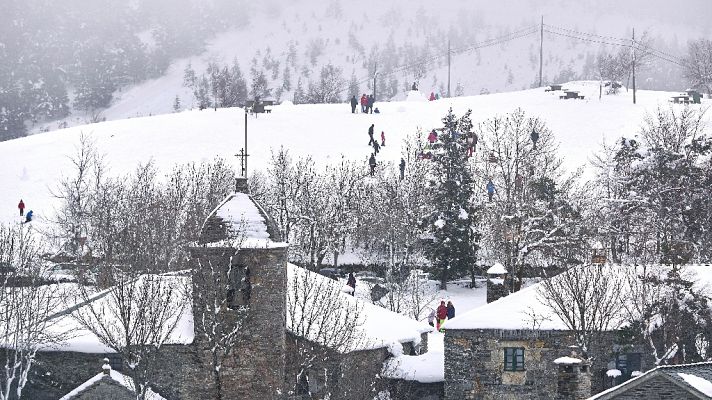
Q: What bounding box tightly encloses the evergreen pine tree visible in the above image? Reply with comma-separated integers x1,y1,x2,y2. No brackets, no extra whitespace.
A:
423,109,480,289
293,78,306,104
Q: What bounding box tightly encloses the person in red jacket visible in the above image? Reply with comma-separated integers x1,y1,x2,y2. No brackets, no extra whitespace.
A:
381,131,386,147
436,300,448,332
360,94,368,113
18,199,25,217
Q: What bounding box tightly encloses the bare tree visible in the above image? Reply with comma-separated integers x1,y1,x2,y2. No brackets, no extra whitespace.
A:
0,224,66,400
538,265,624,359
683,38,712,95
72,272,186,400
286,267,366,397
190,257,248,400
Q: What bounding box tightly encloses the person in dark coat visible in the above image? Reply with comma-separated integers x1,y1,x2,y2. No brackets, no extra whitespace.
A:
372,139,380,155
446,301,455,319
347,272,356,296
412,82,418,91
18,199,25,216
531,128,540,150
360,94,368,113
399,158,406,181
350,95,358,113
367,94,374,114
436,300,448,331
25,210,33,223
368,124,375,145
368,154,377,176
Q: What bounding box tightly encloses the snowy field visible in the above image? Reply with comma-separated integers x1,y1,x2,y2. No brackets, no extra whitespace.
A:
2,82,707,231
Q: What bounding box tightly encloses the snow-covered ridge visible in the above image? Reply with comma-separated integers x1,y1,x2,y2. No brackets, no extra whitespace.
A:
2,83,705,231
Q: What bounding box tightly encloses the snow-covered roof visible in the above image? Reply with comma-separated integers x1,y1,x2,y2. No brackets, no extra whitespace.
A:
205,192,287,249
383,332,444,383
60,365,166,400
287,263,432,353
44,274,194,353
446,264,712,331
487,263,507,275
589,361,712,399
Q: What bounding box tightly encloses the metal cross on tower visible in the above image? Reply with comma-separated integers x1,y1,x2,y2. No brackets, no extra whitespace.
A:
235,148,249,178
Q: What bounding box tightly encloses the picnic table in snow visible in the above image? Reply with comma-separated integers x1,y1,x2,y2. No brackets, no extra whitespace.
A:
559,90,585,100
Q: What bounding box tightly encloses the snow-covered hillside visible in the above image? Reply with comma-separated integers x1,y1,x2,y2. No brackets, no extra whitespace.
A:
28,0,710,134
2,84,708,229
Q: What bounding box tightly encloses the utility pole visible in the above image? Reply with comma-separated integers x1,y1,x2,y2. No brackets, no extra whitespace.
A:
244,109,248,176
539,15,544,87
447,39,451,98
632,28,637,104
373,62,377,102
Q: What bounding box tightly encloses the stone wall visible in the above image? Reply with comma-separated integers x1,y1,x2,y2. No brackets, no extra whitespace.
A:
486,280,509,304
190,245,288,400
444,329,629,400
556,363,591,400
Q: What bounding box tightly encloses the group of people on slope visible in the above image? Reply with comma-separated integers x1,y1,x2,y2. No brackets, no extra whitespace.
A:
419,129,478,160
17,199,33,223
366,124,407,180
429,300,455,332
351,94,376,114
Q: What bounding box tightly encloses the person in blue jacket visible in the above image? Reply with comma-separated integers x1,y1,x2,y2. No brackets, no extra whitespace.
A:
487,180,495,202
25,210,34,223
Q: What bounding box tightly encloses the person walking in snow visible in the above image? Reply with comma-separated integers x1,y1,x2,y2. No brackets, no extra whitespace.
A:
447,301,455,320
367,94,374,114
347,272,356,296
487,180,495,202
436,300,448,332
368,124,375,145
25,210,33,223
18,199,25,217
467,133,478,157
380,131,386,147
399,158,406,181
427,308,436,327
350,95,358,114
368,154,377,176
372,139,380,155
360,94,368,113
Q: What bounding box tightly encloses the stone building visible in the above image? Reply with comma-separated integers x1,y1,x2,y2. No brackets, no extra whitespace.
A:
442,265,666,400
588,362,712,399
59,359,164,400
20,178,434,400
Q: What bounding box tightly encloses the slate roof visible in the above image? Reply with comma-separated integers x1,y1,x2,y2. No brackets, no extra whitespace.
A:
589,361,712,399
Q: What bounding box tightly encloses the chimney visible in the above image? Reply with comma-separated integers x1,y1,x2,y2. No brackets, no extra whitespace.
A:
554,350,591,400
102,358,111,375
235,177,249,194
486,262,509,303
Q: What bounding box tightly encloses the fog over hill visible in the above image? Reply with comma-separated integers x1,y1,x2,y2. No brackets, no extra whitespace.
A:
2,0,711,138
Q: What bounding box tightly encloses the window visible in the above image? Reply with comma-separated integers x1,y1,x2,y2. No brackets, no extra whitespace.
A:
504,347,525,371
227,265,251,309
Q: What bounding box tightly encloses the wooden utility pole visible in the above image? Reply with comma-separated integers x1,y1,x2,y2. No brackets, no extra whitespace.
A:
632,28,637,104
373,62,377,101
447,39,451,97
539,15,544,87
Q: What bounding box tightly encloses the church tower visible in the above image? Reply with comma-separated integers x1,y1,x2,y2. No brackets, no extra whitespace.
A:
190,176,288,399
